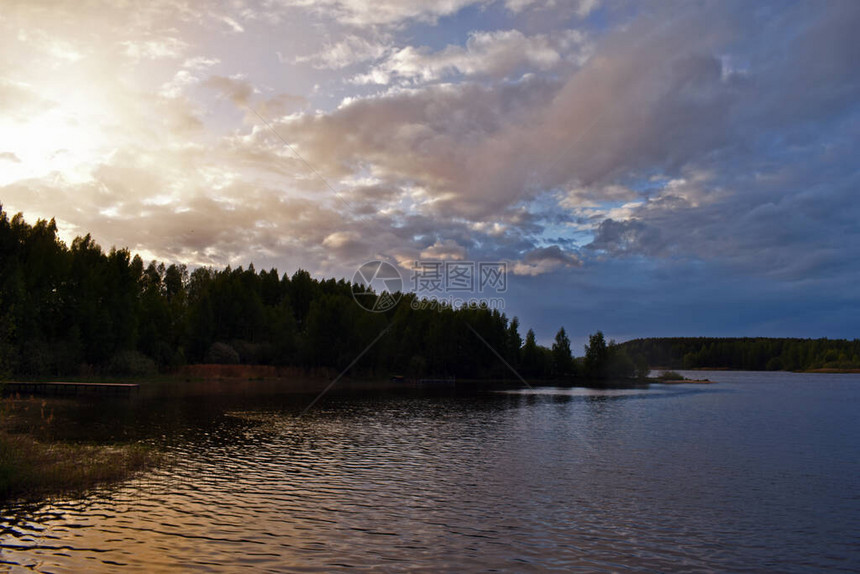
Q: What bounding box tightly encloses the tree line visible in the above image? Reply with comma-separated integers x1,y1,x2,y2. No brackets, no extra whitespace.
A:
0,206,637,382
620,337,860,371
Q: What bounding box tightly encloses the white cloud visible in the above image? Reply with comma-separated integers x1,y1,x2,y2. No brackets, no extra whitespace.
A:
420,239,466,260
268,0,487,27
560,183,639,210
505,0,600,17
353,29,587,85
183,56,221,70
267,0,600,27
295,35,391,69
512,246,581,276
1,0,858,297
203,75,309,120
204,75,255,106
160,70,199,99
212,13,245,33
122,37,188,60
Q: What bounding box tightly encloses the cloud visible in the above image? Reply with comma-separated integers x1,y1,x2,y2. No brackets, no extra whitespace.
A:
212,13,245,33
269,0,486,27
322,230,368,259
156,95,205,134
2,0,859,344
288,17,728,220
420,239,467,260
205,75,255,107
160,70,199,99
276,6,746,223
273,0,859,286
268,0,601,27
0,79,55,118
183,56,221,70
256,93,310,118
277,77,561,216
160,58,221,100
352,29,588,85
512,245,580,276
295,35,391,69
204,76,308,118
122,37,188,60
586,218,662,256
505,0,599,17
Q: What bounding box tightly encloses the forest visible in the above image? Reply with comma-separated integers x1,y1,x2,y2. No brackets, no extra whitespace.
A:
620,337,860,372
0,205,639,381
3,205,855,381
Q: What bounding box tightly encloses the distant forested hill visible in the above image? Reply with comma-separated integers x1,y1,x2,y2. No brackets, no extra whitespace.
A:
619,337,860,372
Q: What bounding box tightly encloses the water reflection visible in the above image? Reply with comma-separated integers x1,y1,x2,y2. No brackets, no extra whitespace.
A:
2,374,860,572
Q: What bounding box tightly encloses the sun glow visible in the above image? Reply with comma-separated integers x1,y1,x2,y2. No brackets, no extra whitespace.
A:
0,85,112,187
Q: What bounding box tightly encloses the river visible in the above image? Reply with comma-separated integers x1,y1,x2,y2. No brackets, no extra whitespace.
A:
2,371,859,572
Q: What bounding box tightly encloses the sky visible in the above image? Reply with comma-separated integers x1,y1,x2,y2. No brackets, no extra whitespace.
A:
1,0,858,349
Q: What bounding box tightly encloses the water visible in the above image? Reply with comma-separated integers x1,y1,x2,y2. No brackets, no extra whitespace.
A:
2,371,859,572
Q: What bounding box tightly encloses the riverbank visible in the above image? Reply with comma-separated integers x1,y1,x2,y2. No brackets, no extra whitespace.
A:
612,365,860,377
0,433,158,502
0,396,160,502
646,370,714,385
6,360,857,393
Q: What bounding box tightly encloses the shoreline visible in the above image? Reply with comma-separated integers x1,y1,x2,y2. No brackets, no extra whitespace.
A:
5,362,860,390
655,366,860,374
0,395,161,503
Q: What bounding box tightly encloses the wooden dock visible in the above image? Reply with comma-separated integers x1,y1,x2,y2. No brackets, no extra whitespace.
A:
1,381,140,396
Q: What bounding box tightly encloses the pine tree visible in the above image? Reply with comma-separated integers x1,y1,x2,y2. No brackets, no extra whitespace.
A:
551,327,573,378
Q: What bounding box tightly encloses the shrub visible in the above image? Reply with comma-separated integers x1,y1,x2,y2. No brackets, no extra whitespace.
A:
204,342,240,365
230,340,264,364
108,350,158,376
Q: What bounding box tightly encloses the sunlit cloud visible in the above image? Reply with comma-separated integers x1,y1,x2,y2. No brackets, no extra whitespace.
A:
295,35,392,70
512,246,581,276
352,29,590,85
1,0,858,340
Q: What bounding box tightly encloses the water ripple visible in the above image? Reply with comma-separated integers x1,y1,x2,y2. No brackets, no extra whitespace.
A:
2,379,860,572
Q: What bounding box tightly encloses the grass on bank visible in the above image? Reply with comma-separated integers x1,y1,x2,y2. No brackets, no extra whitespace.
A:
0,432,159,502
656,371,687,381
0,394,161,502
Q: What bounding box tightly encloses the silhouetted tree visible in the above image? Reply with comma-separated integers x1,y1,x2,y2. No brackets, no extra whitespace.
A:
584,331,609,379
606,340,635,380
506,316,523,369
521,329,545,378
551,327,574,378
619,336,860,372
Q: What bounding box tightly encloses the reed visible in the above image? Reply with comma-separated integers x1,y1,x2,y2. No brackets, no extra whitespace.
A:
0,394,160,502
